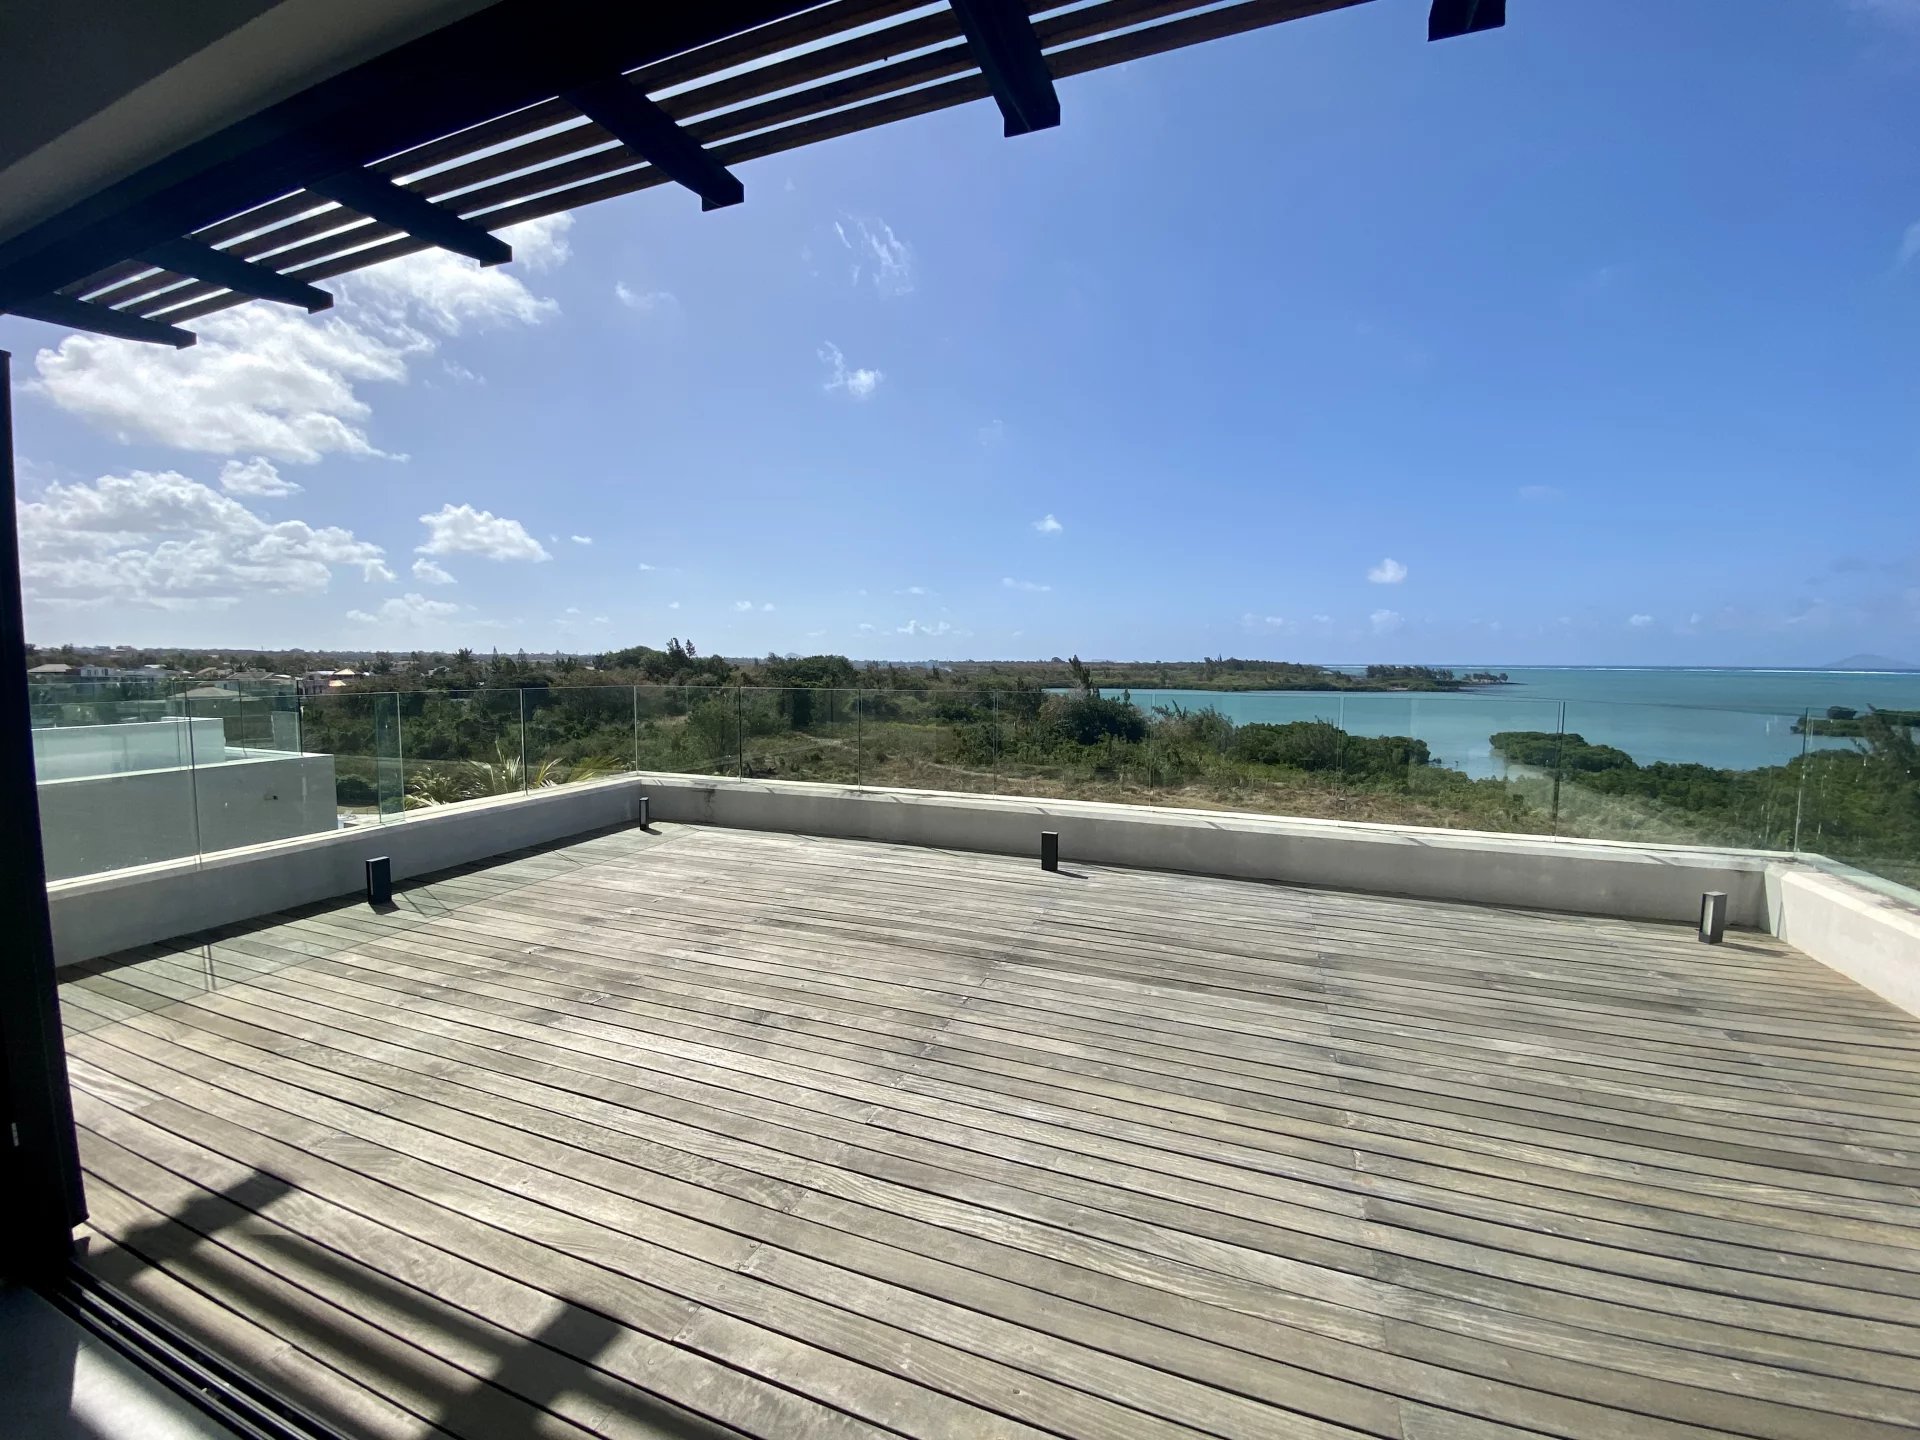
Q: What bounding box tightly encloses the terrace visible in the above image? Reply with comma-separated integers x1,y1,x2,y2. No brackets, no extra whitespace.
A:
7,3,1920,1439
54,822,1920,1438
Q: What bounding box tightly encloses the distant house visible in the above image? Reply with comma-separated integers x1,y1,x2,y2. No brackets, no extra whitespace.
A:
27,663,73,677
76,665,119,679
296,670,356,697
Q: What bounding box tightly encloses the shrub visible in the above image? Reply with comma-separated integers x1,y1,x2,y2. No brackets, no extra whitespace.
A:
335,774,378,806
1048,694,1147,746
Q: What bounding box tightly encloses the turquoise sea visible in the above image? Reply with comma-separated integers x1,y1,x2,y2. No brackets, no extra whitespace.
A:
1101,668,1920,780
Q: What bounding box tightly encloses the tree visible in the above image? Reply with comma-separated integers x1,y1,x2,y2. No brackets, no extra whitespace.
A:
1067,654,1095,697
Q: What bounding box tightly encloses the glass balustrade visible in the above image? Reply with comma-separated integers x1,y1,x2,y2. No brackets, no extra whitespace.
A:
24,679,1919,901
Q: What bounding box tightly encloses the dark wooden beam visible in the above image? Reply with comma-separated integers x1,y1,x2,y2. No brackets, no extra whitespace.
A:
0,1,803,309
6,294,195,346
948,0,1059,136
1428,0,1504,41
138,238,332,312
567,78,744,211
0,351,89,1284
307,170,511,266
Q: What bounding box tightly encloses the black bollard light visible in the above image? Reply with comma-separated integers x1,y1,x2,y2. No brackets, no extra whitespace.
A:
1698,890,1727,944
638,793,651,830
366,855,392,907
1040,831,1059,872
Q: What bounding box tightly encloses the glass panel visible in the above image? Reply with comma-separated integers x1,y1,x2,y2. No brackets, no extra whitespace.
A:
1795,707,1920,891
857,687,1002,796
1403,691,1564,835
1546,699,1806,850
738,687,860,784
188,691,344,856
373,692,405,818
393,687,532,810
295,690,388,827
523,685,639,788
29,694,205,879
634,684,737,778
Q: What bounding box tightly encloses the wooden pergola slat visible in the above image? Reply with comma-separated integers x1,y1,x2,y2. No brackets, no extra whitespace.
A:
138,239,332,313
7,0,1483,344
566,79,745,211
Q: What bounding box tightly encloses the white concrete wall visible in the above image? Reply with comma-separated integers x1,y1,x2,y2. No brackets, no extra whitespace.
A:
49,775,646,965
639,776,1778,926
49,771,1920,1019
1769,864,1920,1019
37,751,337,881
30,716,225,779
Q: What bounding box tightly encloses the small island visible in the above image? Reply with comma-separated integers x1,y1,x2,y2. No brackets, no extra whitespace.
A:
939,658,1512,692
1793,706,1920,738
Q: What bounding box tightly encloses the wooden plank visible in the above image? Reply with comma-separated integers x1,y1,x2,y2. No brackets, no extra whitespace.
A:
74,999,1920,1438
299,896,1920,1202
102,965,1920,1432
80,966,1920,1388
60,823,1920,1440
68,1029,1250,1440
200,924,1920,1288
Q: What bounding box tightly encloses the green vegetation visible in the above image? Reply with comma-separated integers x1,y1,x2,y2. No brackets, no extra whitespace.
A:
1795,705,1920,737
1492,723,1919,883
39,635,1910,891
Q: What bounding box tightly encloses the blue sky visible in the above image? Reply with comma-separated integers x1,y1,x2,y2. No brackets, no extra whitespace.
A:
6,0,1920,665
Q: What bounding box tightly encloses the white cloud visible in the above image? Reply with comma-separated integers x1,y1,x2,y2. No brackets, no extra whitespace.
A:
348,214,570,330
1369,609,1404,636
897,619,952,637
1242,613,1290,630
819,342,882,399
1857,0,1920,35
1312,613,1333,625
218,457,301,497
762,602,776,612
1002,577,1051,592
30,216,571,463
411,557,455,585
978,419,1005,449
19,468,391,610
346,593,462,627
1367,557,1408,585
1516,484,1563,503
835,216,915,297
570,534,593,546
1032,513,1063,535
667,601,680,610
614,282,677,313
857,622,876,632
1629,613,1656,627
733,600,754,611
637,562,655,571
896,585,932,596
416,503,551,562
806,629,827,639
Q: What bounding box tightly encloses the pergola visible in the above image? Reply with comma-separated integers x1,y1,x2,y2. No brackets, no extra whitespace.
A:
0,0,1502,347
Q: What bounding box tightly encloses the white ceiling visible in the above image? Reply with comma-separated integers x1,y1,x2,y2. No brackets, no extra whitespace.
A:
0,0,500,245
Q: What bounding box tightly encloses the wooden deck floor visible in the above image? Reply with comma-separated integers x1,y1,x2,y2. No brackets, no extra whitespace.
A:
56,823,1920,1440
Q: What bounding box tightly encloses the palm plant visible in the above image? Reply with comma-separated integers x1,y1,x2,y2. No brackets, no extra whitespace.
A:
404,741,622,807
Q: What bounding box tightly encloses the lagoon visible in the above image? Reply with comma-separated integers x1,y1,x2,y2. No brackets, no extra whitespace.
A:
1101,667,1920,779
